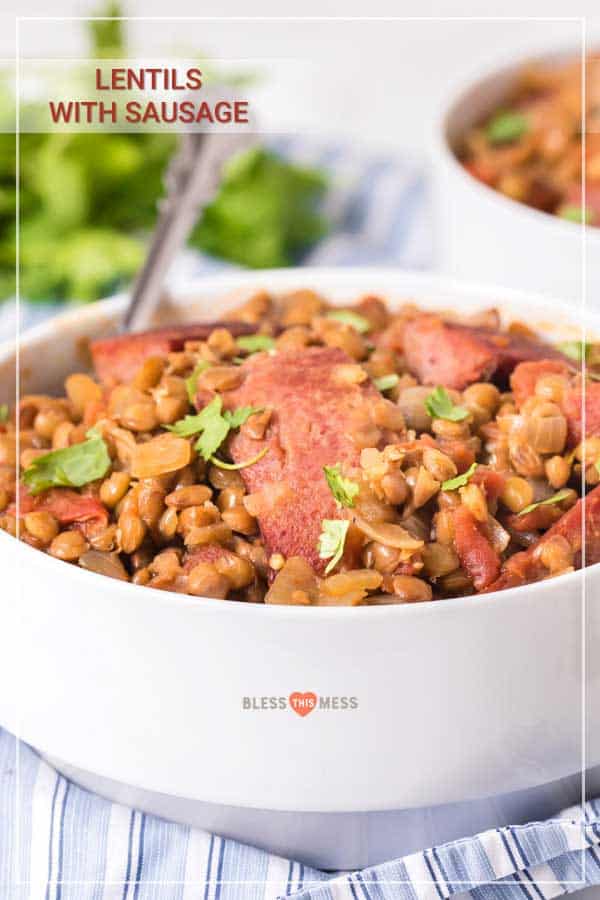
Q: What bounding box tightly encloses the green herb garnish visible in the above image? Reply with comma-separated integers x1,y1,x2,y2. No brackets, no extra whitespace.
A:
166,397,262,461
185,360,212,404
518,489,572,517
486,110,529,144
425,386,469,422
22,436,111,496
557,340,591,363
237,334,276,354
442,462,478,492
373,373,400,393
318,519,350,575
325,310,370,333
323,463,359,508
210,446,270,470
558,205,594,225
0,404,8,423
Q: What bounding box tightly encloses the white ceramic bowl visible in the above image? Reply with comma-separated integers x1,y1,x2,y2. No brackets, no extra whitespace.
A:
431,50,600,305
1,268,599,869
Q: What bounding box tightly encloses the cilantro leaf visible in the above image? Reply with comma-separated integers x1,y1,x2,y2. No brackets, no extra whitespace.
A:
425,386,469,422
195,414,231,461
22,437,111,496
166,397,263,462
517,489,572,517
237,334,276,354
185,360,211,404
317,519,350,575
442,462,478,492
325,310,370,333
373,373,399,393
486,111,529,144
323,463,359,508
0,403,8,423
223,406,263,429
557,340,591,363
166,397,224,437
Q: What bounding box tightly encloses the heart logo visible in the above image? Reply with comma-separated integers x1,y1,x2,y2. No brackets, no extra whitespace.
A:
289,692,318,717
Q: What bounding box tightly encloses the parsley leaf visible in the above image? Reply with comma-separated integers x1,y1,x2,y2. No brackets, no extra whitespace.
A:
22,437,111,496
0,403,8,423
373,373,399,393
323,463,359,508
486,110,529,144
318,519,350,574
425,386,469,422
166,397,262,461
557,340,591,363
442,462,478,492
518,489,572,517
325,310,370,333
185,360,212,404
237,334,276,354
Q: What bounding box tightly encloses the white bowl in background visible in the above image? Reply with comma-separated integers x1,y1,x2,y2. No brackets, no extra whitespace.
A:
1,268,598,869
431,50,600,305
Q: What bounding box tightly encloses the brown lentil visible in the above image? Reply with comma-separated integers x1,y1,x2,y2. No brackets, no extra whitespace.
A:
49,530,88,561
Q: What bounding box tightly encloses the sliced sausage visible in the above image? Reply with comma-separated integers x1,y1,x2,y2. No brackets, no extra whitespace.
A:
91,321,256,384
402,315,567,390
221,346,405,574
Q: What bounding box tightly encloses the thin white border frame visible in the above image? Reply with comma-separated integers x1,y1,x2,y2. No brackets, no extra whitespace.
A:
11,12,590,892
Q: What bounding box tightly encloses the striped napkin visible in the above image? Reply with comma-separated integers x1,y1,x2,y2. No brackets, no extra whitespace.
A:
2,140,598,899
1,729,599,899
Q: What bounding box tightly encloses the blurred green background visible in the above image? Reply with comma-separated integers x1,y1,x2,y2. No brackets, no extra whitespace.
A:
1,5,329,304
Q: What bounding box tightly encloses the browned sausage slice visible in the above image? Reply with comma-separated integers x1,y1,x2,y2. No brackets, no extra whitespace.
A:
91,321,256,384
221,346,405,574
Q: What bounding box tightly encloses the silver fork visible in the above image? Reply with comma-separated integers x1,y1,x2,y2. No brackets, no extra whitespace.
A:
122,129,256,333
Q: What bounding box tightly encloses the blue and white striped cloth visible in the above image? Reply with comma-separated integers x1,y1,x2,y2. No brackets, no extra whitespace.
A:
2,729,600,899
2,140,599,898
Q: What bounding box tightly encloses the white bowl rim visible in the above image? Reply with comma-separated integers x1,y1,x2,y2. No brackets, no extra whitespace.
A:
431,40,600,243
2,264,597,622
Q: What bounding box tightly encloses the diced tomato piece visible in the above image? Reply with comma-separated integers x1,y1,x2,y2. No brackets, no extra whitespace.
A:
511,360,600,446
471,467,506,503
11,486,108,527
437,439,477,474
562,383,600,446
510,359,571,407
452,505,501,590
506,504,564,533
486,484,600,592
